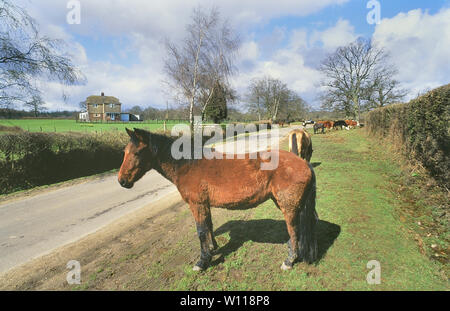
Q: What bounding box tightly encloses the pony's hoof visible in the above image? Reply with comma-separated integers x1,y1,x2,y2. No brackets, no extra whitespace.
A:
281,262,292,271
193,258,210,271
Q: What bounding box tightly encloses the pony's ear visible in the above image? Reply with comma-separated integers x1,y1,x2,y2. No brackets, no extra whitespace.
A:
133,128,151,145
126,128,138,144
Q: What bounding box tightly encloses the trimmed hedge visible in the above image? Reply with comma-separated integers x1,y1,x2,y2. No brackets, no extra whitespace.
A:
0,131,129,194
366,84,450,187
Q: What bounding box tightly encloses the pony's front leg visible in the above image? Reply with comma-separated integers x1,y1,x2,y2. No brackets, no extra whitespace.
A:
189,204,213,271
205,212,218,252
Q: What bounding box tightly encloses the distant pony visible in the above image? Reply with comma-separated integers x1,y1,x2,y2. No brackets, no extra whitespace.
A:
313,122,325,134
289,129,313,162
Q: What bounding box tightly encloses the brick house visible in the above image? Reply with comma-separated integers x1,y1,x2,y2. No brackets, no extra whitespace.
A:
81,92,122,121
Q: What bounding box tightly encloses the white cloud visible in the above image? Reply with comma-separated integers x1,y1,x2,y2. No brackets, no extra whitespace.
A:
233,18,358,106
309,18,357,51
22,0,350,38
372,8,450,98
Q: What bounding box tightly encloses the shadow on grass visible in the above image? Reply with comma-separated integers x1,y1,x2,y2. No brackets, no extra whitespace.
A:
212,219,340,266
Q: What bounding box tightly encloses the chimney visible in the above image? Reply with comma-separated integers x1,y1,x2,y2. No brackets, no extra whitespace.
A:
101,92,104,96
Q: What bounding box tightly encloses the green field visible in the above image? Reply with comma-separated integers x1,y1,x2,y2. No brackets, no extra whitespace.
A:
0,119,186,133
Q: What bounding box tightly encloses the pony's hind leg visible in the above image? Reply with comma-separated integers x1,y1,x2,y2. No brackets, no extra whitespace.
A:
189,204,214,271
280,209,300,270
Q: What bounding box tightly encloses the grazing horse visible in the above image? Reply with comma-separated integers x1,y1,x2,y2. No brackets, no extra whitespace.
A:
288,129,313,162
274,119,286,127
313,122,325,134
118,128,318,271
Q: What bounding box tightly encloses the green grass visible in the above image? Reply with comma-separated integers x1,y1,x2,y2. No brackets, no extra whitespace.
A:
141,129,448,290
0,119,184,133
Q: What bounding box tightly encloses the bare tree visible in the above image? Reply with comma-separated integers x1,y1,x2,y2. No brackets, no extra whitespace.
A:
246,76,303,121
319,87,353,117
267,78,289,121
0,0,84,108
163,6,240,130
319,38,392,121
365,67,407,108
245,78,266,121
24,94,46,117
278,90,309,121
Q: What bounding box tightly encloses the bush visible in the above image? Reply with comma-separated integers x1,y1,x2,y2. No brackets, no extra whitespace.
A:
367,84,450,187
0,131,129,194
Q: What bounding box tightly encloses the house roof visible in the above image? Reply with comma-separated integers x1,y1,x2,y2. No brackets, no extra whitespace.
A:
86,95,120,105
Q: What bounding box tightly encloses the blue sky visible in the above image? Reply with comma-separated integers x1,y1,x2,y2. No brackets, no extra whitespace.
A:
257,0,448,39
18,0,450,111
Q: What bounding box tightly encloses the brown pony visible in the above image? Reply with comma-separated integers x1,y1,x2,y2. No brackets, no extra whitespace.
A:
288,129,313,162
118,128,318,271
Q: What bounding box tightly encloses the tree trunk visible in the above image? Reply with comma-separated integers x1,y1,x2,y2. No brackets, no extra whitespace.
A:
257,97,261,121
201,86,215,121
272,99,280,121
189,97,194,133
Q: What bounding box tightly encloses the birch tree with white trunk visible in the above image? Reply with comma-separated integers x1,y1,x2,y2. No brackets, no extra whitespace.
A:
164,7,240,130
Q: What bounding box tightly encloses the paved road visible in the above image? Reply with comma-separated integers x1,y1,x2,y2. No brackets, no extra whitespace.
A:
213,124,300,153
0,171,175,274
0,125,298,274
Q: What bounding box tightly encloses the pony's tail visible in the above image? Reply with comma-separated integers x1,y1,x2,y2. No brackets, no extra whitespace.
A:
290,133,299,156
298,163,319,263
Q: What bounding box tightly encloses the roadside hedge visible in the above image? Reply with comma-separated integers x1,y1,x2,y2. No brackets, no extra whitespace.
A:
0,131,129,194
366,84,450,188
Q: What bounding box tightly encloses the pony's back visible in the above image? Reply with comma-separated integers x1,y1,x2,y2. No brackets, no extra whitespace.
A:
289,129,313,162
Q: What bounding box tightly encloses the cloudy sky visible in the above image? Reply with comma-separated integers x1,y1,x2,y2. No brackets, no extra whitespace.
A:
17,0,450,111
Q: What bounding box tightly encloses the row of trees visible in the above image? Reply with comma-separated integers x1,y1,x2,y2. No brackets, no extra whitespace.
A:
124,104,255,123
245,76,309,122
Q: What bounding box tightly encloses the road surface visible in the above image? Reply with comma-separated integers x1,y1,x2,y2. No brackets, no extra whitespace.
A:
0,171,175,274
0,125,298,274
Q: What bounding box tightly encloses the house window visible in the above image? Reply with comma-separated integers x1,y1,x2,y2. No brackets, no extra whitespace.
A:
109,103,114,108
93,104,98,108
95,113,101,117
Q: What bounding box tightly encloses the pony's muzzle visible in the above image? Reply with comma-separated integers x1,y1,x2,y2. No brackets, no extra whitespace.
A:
118,178,133,189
